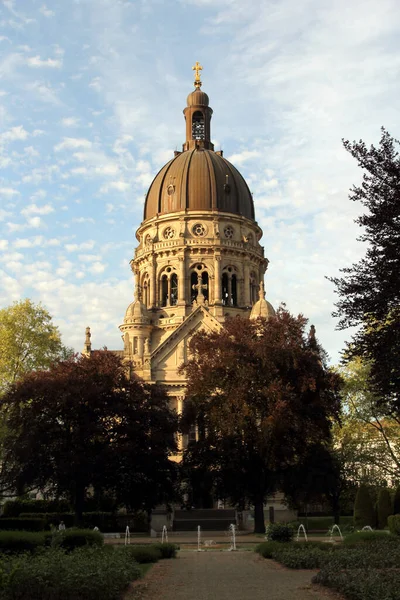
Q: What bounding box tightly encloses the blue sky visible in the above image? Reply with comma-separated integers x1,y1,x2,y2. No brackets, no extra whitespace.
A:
1,0,399,362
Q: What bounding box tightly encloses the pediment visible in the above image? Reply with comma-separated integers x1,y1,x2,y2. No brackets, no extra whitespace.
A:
150,305,221,371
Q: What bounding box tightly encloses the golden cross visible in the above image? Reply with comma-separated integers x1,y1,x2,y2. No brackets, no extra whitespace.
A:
192,61,203,87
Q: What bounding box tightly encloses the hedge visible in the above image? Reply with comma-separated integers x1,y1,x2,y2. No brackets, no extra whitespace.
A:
354,485,376,529
388,514,400,536
151,542,178,559
2,499,70,517
0,531,47,553
52,529,104,551
122,545,161,563
0,518,46,531
0,546,141,600
20,511,119,532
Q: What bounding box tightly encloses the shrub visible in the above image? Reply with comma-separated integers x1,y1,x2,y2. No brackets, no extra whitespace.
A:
0,531,46,553
388,514,400,536
0,546,141,600
343,530,392,546
273,547,326,569
122,545,161,563
354,485,376,529
393,487,400,515
255,541,285,558
55,528,104,551
377,488,392,529
0,517,46,531
2,499,70,517
265,522,294,542
314,566,400,600
151,542,178,559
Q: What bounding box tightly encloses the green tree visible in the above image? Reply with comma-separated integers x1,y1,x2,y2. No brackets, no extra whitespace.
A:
354,484,376,528
0,299,70,392
181,309,341,533
0,351,178,523
377,488,392,529
328,128,400,410
336,357,400,481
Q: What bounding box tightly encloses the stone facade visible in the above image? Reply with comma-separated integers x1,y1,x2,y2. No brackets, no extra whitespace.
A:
118,71,275,460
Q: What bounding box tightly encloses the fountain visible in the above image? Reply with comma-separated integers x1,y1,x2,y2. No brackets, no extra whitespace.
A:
361,525,373,531
296,524,308,542
197,525,204,551
329,524,343,541
124,525,130,546
228,523,237,551
161,525,168,544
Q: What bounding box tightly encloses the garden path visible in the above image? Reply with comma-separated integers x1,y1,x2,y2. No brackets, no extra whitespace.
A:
131,551,343,600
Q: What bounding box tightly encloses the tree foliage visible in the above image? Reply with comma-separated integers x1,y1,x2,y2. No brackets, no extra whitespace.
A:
377,488,392,529
336,357,400,483
181,309,341,532
0,299,70,393
354,484,376,528
0,351,178,522
328,128,400,409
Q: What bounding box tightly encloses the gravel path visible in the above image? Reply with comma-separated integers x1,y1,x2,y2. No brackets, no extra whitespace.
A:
132,551,342,600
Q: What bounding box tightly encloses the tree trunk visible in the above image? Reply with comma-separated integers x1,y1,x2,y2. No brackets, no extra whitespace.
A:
253,497,265,534
332,495,340,525
74,484,85,527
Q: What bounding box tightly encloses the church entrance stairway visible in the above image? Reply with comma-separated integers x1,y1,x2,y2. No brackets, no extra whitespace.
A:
172,509,236,531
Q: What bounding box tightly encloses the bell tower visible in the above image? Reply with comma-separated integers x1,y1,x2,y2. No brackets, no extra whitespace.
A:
182,62,214,151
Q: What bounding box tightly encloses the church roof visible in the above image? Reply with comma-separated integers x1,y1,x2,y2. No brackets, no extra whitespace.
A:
143,64,255,222
144,148,255,221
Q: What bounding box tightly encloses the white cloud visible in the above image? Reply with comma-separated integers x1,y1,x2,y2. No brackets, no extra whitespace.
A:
0,187,20,197
0,240,8,250
54,137,92,152
21,203,54,216
40,4,55,17
72,217,95,224
99,181,130,193
0,125,28,144
26,55,62,68
61,117,80,127
89,261,106,274
65,241,95,252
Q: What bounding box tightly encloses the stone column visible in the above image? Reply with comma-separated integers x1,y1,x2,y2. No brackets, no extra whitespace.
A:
244,259,250,306
214,255,222,304
150,256,156,307
167,276,171,306
178,253,186,305
138,335,144,358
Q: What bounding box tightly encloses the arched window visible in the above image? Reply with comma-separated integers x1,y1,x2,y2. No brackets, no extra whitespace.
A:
231,274,237,306
159,268,179,307
250,272,258,304
192,111,205,140
222,266,238,306
190,264,209,303
222,273,229,305
170,273,178,306
161,274,168,307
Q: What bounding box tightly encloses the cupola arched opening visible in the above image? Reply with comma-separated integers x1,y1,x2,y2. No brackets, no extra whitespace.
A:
159,267,178,307
222,265,238,306
192,110,205,140
190,263,209,303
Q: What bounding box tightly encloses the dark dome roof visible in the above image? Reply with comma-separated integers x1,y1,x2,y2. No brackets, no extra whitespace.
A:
144,148,255,221
186,89,209,107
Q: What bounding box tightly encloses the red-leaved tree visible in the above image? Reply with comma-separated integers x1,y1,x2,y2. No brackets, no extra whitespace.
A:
0,351,178,524
181,308,341,533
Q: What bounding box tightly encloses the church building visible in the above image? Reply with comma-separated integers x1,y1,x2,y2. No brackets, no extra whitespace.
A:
115,64,275,457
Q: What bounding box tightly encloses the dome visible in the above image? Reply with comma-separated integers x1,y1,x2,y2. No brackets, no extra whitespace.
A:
124,299,149,324
250,282,276,320
144,148,255,221
186,89,209,107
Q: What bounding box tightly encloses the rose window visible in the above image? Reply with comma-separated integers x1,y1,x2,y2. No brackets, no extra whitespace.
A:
163,227,175,239
224,226,234,239
192,223,206,237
